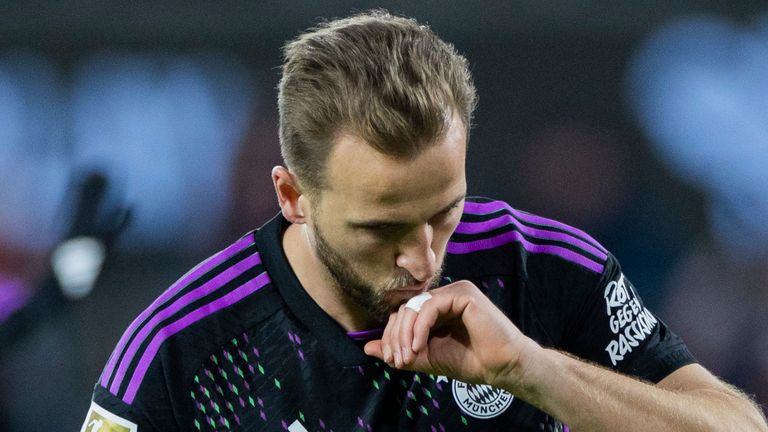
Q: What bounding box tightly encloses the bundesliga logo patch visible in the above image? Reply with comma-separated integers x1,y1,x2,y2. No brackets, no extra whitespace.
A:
452,379,514,419
81,401,137,432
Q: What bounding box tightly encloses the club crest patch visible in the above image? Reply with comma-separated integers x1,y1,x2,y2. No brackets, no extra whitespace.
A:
81,401,138,432
452,379,514,419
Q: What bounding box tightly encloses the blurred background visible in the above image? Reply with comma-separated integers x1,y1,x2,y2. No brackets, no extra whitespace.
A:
1,1,767,429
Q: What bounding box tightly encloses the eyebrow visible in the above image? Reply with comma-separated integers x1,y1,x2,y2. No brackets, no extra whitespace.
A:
349,194,466,229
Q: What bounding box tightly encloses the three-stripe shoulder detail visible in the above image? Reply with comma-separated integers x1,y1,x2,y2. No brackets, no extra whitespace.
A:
449,199,608,273
99,235,271,404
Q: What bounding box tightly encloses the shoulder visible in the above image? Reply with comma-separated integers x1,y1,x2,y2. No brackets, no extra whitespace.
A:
96,231,283,410
448,198,628,354
447,197,611,281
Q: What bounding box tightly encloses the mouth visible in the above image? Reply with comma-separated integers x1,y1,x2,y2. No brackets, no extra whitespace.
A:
393,279,433,292
386,280,433,304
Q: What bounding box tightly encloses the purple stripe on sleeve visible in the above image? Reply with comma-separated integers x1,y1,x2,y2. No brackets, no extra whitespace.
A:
454,213,607,260
463,201,608,254
122,271,271,404
447,231,605,273
109,253,262,395
100,236,254,388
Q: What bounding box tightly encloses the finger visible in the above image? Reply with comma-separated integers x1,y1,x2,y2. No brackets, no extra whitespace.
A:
398,304,420,365
381,310,398,364
410,298,444,353
411,284,472,352
363,340,383,359
390,304,408,368
402,340,438,374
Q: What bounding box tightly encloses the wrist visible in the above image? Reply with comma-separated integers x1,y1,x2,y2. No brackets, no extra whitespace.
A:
492,337,549,396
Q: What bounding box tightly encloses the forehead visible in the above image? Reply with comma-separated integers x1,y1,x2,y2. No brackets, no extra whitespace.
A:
323,117,467,219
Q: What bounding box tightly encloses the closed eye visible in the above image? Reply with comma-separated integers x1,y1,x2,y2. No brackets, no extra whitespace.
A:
349,194,465,233
431,199,463,222
361,223,410,238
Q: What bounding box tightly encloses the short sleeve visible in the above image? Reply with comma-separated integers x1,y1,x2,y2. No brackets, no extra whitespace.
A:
561,255,696,383
80,386,158,432
81,363,179,431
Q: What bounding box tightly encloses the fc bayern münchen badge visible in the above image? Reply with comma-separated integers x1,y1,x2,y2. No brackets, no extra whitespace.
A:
452,379,514,419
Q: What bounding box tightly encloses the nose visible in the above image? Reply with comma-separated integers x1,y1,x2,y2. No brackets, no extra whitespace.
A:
395,223,438,283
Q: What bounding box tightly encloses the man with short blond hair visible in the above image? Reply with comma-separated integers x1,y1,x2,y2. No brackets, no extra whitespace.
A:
85,10,767,431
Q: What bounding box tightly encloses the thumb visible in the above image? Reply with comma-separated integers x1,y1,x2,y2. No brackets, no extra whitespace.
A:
364,340,384,360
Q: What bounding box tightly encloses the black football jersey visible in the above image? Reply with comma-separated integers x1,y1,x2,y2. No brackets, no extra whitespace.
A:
84,197,694,432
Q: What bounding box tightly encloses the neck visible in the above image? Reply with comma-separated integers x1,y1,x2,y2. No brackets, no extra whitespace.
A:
281,222,376,332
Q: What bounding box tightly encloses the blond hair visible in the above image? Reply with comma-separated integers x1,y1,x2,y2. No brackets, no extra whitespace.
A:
278,9,477,192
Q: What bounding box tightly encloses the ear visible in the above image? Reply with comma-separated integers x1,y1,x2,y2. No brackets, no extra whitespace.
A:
272,166,307,224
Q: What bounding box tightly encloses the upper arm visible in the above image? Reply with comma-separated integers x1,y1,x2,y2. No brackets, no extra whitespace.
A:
560,255,695,382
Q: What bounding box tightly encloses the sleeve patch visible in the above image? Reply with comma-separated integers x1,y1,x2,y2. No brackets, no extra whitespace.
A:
81,401,138,432
603,273,659,366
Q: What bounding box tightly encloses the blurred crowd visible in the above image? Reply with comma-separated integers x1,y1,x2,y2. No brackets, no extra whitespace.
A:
1,10,767,431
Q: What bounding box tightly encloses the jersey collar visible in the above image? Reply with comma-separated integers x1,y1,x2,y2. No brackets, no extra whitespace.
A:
255,213,377,367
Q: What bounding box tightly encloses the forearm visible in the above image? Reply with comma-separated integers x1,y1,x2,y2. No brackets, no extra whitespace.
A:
506,348,767,432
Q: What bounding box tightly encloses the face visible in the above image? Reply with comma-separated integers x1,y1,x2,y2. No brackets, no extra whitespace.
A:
302,114,467,323
311,218,445,321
